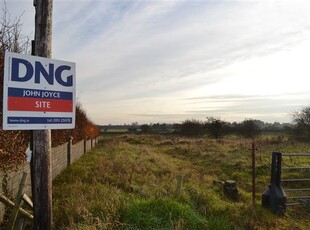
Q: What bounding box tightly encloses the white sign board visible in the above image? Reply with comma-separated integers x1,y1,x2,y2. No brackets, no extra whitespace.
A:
2,51,76,130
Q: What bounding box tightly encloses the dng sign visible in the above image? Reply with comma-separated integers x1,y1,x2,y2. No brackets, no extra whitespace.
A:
2,52,76,130
12,58,73,87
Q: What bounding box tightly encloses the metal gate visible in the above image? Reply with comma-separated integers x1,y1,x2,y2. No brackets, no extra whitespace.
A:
262,152,310,214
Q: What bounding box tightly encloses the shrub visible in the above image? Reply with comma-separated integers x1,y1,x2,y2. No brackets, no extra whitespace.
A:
239,119,261,139
291,106,310,141
180,120,204,137
51,104,100,147
140,124,150,134
205,116,229,139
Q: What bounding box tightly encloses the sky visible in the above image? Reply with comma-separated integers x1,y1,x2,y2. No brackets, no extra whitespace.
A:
3,0,310,125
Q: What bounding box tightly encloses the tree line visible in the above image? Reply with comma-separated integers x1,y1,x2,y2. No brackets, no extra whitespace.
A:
120,118,289,137
178,118,288,139
114,108,310,141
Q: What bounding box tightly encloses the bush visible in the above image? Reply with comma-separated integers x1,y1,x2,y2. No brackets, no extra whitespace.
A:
205,116,229,139
51,104,100,147
180,120,204,137
140,124,150,134
291,106,310,141
239,119,261,139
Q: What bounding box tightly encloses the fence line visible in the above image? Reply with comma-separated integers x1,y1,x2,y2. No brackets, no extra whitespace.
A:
0,136,102,222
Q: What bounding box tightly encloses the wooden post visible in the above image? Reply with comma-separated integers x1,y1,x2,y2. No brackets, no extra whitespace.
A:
31,0,53,229
67,137,73,166
251,142,256,205
7,172,28,229
0,194,33,220
176,175,183,197
84,138,87,153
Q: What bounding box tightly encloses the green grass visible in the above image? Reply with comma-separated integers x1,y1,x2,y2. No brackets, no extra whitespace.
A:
53,134,310,229
120,198,207,230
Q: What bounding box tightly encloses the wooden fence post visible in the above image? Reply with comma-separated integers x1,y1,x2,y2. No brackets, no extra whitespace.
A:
84,138,87,153
67,137,73,166
252,142,256,205
7,172,28,228
176,175,183,197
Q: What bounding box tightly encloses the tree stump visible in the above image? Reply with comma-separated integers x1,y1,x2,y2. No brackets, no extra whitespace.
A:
223,180,238,201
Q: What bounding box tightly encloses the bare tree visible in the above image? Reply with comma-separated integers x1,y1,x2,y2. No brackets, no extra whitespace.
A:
205,116,229,139
291,106,310,141
0,1,30,54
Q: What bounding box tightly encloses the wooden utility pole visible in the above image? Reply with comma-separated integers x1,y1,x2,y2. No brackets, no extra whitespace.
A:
31,0,53,229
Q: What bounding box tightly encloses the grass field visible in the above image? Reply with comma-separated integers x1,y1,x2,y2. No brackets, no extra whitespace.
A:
53,134,310,229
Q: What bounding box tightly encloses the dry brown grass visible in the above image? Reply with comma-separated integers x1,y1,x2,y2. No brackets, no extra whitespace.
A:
53,134,310,229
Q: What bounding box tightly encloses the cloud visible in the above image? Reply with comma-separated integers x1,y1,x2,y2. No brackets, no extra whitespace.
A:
53,1,310,87
183,92,310,122
5,0,310,124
